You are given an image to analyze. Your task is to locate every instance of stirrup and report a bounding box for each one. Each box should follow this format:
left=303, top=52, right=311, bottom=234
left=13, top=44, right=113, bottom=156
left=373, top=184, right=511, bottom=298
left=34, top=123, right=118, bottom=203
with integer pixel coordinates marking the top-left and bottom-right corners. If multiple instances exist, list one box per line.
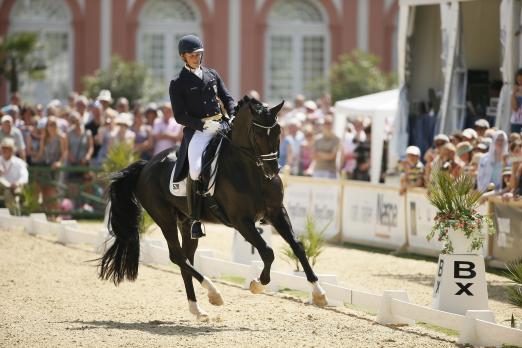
left=190, top=220, right=206, bottom=239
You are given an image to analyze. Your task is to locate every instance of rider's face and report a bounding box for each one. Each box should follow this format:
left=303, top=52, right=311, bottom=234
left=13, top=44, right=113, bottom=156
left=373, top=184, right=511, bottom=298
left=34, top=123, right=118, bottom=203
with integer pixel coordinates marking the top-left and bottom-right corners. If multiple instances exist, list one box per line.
left=183, top=52, right=202, bottom=69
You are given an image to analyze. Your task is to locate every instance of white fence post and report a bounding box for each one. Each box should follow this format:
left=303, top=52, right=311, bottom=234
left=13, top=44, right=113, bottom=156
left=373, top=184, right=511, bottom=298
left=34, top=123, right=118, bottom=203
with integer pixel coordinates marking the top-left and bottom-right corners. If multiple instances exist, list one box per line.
left=458, top=310, right=496, bottom=346
left=376, top=290, right=415, bottom=325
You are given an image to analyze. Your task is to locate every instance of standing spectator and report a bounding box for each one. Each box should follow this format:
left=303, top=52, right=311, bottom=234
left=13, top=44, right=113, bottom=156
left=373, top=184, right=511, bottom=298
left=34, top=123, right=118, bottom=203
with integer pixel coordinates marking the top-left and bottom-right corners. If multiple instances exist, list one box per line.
left=278, top=125, right=292, bottom=172
left=341, top=118, right=366, bottom=178
left=508, top=140, right=522, bottom=194
left=24, top=114, right=41, bottom=165
left=0, top=115, right=26, bottom=161
left=67, top=91, right=78, bottom=109
left=116, top=97, right=130, bottom=113
left=36, top=116, right=68, bottom=213
left=152, top=106, right=182, bottom=155
left=477, top=130, right=508, bottom=192
left=111, top=113, right=135, bottom=147
left=0, top=138, right=28, bottom=215
left=399, top=146, right=424, bottom=195
left=299, top=125, right=314, bottom=175
left=284, top=119, right=303, bottom=175
left=145, top=104, right=159, bottom=126
left=93, top=110, right=116, bottom=167
left=511, top=68, right=522, bottom=133
left=75, top=95, right=90, bottom=125
left=438, top=143, right=462, bottom=178
left=67, top=112, right=93, bottom=167
left=131, top=107, right=153, bottom=160
left=311, top=116, right=339, bottom=179
left=85, top=102, right=103, bottom=159
left=97, top=90, right=114, bottom=114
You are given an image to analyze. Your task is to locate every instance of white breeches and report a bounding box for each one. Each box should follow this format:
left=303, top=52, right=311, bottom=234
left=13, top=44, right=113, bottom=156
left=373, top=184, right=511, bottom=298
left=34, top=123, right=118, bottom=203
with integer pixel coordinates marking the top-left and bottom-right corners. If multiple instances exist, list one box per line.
left=188, top=130, right=214, bottom=180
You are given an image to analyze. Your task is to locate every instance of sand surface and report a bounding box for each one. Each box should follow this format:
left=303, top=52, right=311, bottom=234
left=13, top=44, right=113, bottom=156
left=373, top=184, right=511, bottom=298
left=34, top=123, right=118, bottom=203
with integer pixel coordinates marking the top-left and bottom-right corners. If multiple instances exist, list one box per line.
left=0, top=227, right=467, bottom=347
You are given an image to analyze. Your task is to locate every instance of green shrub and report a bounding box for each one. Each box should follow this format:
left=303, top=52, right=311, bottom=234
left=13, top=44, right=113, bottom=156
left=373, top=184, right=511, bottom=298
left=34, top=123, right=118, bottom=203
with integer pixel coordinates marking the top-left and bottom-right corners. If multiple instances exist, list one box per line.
left=329, top=50, right=396, bottom=103
left=505, top=258, right=522, bottom=309
left=83, top=55, right=163, bottom=104
left=282, top=215, right=327, bottom=272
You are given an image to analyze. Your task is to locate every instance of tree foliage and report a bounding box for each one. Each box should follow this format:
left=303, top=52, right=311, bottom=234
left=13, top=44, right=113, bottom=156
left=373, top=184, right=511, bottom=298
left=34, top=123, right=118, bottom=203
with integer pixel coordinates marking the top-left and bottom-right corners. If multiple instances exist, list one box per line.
left=329, top=50, right=396, bottom=103
left=0, top=32, right=46, bottom=93
left=83, top=55, right=163, bottom=105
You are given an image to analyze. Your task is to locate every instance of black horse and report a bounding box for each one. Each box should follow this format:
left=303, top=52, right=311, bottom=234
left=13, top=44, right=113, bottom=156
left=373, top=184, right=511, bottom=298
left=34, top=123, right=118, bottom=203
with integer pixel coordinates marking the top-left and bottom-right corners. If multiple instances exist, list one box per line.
left=99, top=96, right=327, bottom=319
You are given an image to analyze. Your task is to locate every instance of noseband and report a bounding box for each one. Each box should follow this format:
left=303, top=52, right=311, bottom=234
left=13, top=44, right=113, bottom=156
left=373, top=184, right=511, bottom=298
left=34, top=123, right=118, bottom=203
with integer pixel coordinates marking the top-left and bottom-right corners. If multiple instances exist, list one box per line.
left=249, top=118, right=279, bottom=180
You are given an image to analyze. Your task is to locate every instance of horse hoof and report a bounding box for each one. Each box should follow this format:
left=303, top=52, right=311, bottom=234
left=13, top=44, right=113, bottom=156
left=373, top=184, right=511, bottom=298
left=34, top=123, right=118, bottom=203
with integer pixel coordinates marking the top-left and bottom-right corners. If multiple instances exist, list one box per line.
left=312, top=291, right=328, bottom=307
left=188, top=300, right=209, bottom=320
left=249, top=279, right=265, bottom=294
left=197, top=313, right=210, bottom=322
left=208, top=291, right=224, bottom=306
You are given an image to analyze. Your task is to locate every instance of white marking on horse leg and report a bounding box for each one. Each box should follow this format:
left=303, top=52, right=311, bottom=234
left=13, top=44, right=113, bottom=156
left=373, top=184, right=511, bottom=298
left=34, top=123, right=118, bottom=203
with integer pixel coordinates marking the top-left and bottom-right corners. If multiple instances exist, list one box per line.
left=188, top=300, right=209, bottom=321
left=310, top=282, right=328, bottom=307
left=201, top=276, right=224, bottom=306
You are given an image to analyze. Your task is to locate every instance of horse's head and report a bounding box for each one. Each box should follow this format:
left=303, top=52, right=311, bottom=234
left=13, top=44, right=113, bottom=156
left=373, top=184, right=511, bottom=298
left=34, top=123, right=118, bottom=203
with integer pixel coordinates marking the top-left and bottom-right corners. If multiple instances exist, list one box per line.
left=231, top=96, right=284, bottom=180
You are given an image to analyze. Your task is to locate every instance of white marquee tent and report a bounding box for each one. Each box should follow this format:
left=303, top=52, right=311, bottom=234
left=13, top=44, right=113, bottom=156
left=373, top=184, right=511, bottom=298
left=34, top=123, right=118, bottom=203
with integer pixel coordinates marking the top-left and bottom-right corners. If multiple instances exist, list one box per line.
left=334, top=89, right=399, bottom=184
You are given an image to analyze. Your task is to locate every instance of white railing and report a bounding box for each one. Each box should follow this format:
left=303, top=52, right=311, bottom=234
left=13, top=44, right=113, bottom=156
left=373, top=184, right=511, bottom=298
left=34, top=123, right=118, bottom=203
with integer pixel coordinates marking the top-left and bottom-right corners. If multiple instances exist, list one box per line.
left=1, top=209, right=521, bottom=347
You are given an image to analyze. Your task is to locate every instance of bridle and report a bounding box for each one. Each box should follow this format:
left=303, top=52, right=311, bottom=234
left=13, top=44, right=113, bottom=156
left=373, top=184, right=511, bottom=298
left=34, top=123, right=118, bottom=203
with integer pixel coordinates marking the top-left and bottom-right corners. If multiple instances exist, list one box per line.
left=249, top=118, right=280, bottom=180
left=217, top=115, right=280, bottom=181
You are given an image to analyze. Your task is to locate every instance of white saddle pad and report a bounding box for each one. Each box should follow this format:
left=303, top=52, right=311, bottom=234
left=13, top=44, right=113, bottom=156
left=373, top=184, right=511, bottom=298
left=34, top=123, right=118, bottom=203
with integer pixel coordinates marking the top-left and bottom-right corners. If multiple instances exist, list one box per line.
left=168, top=139, right=223, bottom=197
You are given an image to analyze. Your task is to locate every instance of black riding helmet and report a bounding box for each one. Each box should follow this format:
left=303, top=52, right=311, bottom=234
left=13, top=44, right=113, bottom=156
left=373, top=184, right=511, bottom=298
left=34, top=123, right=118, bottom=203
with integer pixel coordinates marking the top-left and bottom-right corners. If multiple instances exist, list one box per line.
left=178, top=35, right=204, bottom=55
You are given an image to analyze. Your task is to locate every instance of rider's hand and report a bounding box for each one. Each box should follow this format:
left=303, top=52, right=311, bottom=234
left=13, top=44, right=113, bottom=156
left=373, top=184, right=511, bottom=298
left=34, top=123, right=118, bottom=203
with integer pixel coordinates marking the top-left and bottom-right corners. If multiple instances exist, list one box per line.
left=203, top=120, right=222, bottom=134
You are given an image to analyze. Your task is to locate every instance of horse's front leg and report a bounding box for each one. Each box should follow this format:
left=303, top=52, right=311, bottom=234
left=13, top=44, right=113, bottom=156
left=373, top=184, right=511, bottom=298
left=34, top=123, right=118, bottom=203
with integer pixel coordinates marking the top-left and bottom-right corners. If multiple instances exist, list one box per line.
left=233, top=218, right=274, bottom=293
left=268, top=207, right=328, bottom=306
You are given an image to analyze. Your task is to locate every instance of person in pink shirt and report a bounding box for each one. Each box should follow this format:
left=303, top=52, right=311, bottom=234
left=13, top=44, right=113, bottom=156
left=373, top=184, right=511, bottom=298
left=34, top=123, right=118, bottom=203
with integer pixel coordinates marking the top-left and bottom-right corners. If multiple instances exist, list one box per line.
left=152, top=105, right=182, bottom=155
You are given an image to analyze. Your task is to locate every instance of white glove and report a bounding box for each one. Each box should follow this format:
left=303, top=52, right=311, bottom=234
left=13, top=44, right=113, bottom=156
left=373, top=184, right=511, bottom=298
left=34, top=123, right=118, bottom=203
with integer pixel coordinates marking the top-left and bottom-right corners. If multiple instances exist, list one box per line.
left=203, top=120, right=221, bottom=134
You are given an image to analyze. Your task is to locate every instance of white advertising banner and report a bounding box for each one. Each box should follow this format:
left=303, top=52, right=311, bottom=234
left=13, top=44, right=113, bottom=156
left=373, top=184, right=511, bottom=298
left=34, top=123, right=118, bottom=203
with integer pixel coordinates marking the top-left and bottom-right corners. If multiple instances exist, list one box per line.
left=283, top=177, right=341, bottom=240
left=342, top=182, right=407, bottom=248
left=406, top=189, right=444, bottom=254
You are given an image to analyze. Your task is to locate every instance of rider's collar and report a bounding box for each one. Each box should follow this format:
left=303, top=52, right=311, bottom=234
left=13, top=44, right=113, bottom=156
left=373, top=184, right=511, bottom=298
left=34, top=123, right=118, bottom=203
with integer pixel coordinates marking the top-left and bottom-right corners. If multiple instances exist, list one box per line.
left=185, top=64, right=202, bottom=79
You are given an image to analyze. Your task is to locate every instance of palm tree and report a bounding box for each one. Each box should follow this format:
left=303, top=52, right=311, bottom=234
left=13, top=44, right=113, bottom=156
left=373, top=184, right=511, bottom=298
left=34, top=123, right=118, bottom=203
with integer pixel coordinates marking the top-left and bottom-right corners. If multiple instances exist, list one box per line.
left=0, top=32, right=46, bottom=93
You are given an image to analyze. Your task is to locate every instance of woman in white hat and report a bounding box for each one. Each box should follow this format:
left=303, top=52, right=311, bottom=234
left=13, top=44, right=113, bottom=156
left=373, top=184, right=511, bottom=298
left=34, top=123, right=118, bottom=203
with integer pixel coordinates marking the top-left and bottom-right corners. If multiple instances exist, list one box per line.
left=111, top=113, right=136, bottom=148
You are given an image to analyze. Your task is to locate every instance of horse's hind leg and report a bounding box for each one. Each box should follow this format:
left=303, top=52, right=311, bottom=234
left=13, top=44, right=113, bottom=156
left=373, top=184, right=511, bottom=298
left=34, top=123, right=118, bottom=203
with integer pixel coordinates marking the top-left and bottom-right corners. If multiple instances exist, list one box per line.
left=233, top=218, right=274, bottom=293
left=150, top=208, right=223, bottom=319
left=268, top=207, right=328, bottom=307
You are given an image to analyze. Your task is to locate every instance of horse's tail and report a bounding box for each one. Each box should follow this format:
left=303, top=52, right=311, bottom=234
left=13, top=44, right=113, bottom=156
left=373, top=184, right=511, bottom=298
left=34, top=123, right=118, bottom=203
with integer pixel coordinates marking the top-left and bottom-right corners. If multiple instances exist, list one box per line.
left=99, top=160, right=147, bottom=285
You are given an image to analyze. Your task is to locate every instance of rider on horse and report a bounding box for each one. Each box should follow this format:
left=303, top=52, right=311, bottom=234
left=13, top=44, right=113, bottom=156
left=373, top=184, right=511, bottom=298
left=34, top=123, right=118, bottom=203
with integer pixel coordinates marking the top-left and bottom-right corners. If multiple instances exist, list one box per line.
left=169, top=35, right=236, bottom=240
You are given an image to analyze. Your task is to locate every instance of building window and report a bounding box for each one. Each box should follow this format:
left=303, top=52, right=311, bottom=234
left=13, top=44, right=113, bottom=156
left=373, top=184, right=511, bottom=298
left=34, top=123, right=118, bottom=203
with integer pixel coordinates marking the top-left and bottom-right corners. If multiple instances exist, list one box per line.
left=138, top=0, right=201, bottom=89
left=9, top=0, right=73, bottom=103
left=265, top=0, right=329, bottom=102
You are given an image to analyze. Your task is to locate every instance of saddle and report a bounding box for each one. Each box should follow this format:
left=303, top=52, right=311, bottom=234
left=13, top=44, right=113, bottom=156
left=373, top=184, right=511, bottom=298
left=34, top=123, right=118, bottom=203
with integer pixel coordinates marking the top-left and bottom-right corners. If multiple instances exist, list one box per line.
left=167, top=134, right=232, bottom=226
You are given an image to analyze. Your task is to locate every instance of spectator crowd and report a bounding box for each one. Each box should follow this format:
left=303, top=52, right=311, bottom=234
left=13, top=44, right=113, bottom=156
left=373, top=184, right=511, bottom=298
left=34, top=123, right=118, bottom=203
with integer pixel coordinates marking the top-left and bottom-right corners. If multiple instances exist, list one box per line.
left=1, top=83, right=522, bottom=216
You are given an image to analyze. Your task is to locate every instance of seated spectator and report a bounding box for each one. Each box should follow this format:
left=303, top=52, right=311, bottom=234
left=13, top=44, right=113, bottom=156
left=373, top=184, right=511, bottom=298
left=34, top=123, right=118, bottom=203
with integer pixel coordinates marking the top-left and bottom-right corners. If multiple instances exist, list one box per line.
left=0, top=115, right=26, bottom=161
left=510, top=68, right=522, bottom=133
left=456, top=141, right=474, bottom=176
left=477, top=130, right=508, bottom=192
left=131, top=108, right=153, bottom=160
left=400, top=146, right=424, bottom=195
left=310, top=116, right=339, bottom=179
left=0, top=138, right=28, bottom=215
left=152, top=106, right=181, bottom=155
left=427, top=143, right=462, bottom=184
left=474, top=119, right=489, bottom=139
left=462, top=128, right=478, bottom=145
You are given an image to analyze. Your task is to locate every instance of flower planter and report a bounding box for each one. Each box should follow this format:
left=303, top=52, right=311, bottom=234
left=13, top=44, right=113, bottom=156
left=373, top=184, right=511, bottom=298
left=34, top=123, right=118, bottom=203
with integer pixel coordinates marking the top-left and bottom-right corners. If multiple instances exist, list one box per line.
left=446, top=227, right=475, bottom=254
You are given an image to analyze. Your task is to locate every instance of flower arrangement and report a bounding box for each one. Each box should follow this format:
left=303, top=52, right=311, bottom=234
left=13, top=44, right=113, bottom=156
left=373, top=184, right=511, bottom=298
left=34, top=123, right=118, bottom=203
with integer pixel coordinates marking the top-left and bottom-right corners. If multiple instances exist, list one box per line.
left=426, top=169, right=494, bottom=254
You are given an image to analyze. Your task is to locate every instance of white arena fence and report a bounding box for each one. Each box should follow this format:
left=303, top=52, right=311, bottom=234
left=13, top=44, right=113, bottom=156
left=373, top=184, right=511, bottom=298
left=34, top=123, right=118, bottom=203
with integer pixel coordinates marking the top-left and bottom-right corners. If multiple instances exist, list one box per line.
left=0, top=208, right=521, bottom=346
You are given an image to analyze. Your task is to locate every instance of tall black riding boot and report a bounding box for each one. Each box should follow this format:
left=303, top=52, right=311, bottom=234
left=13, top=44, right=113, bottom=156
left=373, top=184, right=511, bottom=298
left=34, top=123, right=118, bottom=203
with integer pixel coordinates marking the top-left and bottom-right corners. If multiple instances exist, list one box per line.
left=188, top=179, right=205, bottom=239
